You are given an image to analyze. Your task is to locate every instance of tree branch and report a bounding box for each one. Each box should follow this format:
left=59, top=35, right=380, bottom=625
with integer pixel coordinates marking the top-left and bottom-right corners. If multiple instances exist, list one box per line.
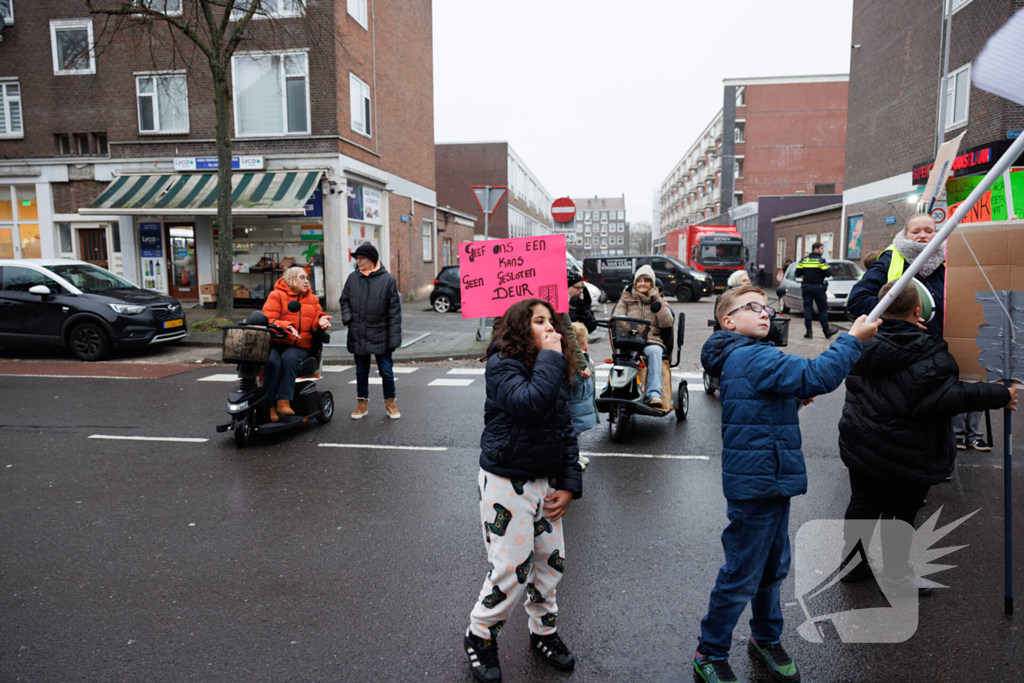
left=85, top=0, right=216, bottom=59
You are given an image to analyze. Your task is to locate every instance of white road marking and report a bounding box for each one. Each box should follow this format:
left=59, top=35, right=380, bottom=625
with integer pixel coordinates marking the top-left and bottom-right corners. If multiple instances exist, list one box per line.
left=446, top=368, right=486, bottom=375
left=198, top=374, right=238, bottom=382
left=319, top=443, right=448, bottom=452
left=580, top=451, right=710, bottom=461
left=388, top=366, right=419, bottom=374
left=322, top=365, right=353, bottom=373
left=428, top=378, right=475, bottom=387
left=1, top=374, right=146, bottom=380
left=89, top=435, right=209, bottom=443
left=349, top=378, right=397, bottom=385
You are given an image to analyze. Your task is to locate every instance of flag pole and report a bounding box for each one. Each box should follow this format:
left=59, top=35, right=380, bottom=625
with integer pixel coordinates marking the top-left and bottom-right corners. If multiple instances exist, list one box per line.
left=866, top=132, right=1024, bottom=323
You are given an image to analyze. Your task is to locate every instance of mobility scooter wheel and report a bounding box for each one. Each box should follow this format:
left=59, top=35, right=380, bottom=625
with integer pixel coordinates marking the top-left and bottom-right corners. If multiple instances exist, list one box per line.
left=608, top=405, right=630, bottom=442
left=317, top=391, right=335, bottom=424
left=233, top=412, right=254, bottom=448
left=676, top=383, right=689, bottom=421
left=703, top=371, right=716, bottom=395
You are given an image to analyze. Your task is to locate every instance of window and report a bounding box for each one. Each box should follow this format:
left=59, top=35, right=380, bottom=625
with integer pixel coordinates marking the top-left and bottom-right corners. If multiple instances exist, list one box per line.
left=422, top=219, right=432, bottom=262
left=945, top=63, right=971, bottom=130
left=136, top=73, right=189, bottom=133
left=617, top=210, right=624, bottom=220
left=347, top=0, right=367, bottom=28
left=1, top=0, right=12, bottom=26
left=0, top=82, right=23, bottom=139
left=821, top=233, right=834, bottom=260
left=94, top=132, right=108, bottom=155
left=73, top=133, right=90, bottom=155
left=951, top=0, right=972, bottom=12
left=349, top=72, right=371, bottom=137
left=232, top=0, right=303, bottom=19
left=734, top=123, right=745, bottom=143
left=601, top=211, right=608, bottom=221
left=1, top=266, right=46, bottom=292
left=795, top=236, right=804, bottom=261
left=55, top=134, right=71, bottom=156
left=233, top=52, right=309, bottom=136
left=735, top=86, right=745, bottom=107
left=776, top=238, right=786, bottom=268
left=584, top=211, right=591, bottom=222
left=136, top=0, right=182, bottom=14
left=50, top=20, right=95, bottom=75
left=734, top=158, right=744, bottom=179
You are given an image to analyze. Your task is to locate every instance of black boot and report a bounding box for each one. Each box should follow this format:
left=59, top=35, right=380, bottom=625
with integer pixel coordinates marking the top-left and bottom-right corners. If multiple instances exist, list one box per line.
left=804, top=329, right=813, bottom=339
left=464, top=631, right=501, bottom=683
left=824, top=326, right=839, bottom=339
left=531, top=632, right=576, bottom=671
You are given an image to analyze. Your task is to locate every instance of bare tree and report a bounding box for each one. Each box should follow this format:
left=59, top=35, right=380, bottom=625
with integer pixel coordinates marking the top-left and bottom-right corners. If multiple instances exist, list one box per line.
left=83, top=0, right=330, bottom=318
left=629, top=220, right=653, bottom=254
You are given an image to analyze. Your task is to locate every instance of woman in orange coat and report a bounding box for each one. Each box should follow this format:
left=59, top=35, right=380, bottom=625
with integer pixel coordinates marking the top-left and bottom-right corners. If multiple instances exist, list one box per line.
left=261, top=266, right=332, bottom=421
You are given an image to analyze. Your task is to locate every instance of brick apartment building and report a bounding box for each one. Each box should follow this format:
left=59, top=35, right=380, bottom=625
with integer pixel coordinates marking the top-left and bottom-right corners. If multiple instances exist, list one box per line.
left=0, top=0, right=440, bottom=307
left=435, top=142, right=554, bottom=241
left=840, top=0, right=1024, bottom=267
left=657, top=75, right=848, bottom=268
left=566, top=196, right=628, bottom=259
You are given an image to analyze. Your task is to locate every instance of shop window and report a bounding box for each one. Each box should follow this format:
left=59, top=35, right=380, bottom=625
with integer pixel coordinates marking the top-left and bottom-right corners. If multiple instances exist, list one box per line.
left=137, top=73, right=189, bottom=133
left=347, top=0, right=367, bottom=28
left=422, top=219, right=432, bottom=262
left=50, top=19, right=95, bottom=75
left=350, top=73, right=371, bottom=138
left=0, top=82, right=23, bottom=139
left=945, top=63, right=971, bottom=131
left=233, top=51, right=309, bottom=136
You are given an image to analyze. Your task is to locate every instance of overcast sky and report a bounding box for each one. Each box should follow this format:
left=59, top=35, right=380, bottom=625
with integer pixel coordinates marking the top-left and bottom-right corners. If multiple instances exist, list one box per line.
left=432, top=0, right=854, bottom=227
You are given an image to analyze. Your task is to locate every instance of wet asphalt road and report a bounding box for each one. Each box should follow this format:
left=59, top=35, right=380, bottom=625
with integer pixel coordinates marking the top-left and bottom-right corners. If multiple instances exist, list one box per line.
left=2, top=299, right=1023, bottom=683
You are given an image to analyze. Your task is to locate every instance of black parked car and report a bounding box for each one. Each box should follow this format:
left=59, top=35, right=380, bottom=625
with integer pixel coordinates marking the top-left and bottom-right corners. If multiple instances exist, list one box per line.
left=582, top=255, right=713, bottom=303
left=0, top=259, right=188, bottom=361
left=430, top=265, right=461, bottom=313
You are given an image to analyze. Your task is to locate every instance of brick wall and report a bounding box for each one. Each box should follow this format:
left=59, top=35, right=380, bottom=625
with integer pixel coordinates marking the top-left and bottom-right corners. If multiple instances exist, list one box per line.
left=773, top=208, right=844, bottom=270
left=435, top=143, right=509, bottom=238
left=742, top=81, right=848, bottom=201
left=437, top=211, right=476, bottom=267
left=52, top=180, right=109, bottom=215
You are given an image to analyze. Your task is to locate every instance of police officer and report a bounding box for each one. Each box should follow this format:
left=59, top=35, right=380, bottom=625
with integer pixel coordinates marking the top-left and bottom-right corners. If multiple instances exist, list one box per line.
left=796, top=242, right=838, bottom=339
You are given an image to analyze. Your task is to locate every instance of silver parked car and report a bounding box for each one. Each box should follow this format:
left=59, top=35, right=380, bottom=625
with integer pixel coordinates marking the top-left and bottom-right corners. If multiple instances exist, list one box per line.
left=779, top=259, right=864, bottom=315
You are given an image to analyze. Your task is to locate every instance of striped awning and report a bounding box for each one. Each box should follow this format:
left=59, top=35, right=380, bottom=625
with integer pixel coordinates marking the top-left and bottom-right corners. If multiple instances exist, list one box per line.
left=80, top=171, right=324, bottom=216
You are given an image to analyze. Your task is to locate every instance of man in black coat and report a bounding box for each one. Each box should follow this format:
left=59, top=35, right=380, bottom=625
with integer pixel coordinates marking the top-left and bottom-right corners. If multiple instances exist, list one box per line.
left=838, top=281, right=1016, bottom=592
left=340, top=244, right=403, bottom=420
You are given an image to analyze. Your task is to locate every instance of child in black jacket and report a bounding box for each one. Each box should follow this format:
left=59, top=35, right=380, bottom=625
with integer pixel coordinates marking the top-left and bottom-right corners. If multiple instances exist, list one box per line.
left=464, top=298, right=583, bottom=683
left=838, top=280, right=1017, bottom=594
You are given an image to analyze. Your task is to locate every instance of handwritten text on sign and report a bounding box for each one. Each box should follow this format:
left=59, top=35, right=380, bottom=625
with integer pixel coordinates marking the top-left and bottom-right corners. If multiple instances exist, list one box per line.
left=459, top=234, right=568, bottom=318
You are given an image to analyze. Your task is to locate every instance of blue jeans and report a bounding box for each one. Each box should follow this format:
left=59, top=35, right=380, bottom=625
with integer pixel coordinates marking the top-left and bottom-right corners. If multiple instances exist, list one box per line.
left=264, top=346, right=309, bottom=402
left=354, top=353, right=396, bottom=399
left=699, top=497, right=791, bottom=657
left=643, top=344, right=663, bottom=400
left=953, top=411, right=983, bottom=441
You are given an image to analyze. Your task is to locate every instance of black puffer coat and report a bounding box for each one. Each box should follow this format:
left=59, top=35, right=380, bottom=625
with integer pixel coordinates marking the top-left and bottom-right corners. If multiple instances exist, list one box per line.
left=339, top=266, right=402, bottom=356
left=839, top=319, right=1011, bottom=485
left=479, top=349, right=582, bottom=498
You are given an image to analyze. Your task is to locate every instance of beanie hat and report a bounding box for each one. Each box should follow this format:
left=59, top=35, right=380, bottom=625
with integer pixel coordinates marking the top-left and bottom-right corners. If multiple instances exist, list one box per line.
left=353, top=244, right=379, bottom=265
left=634, top=264, right=657, bottom=287
left=567, top=269, right=583, bottom=287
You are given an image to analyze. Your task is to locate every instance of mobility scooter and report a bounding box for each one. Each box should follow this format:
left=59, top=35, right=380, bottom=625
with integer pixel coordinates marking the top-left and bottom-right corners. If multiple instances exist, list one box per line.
left=594, top=309, right=688, bottom=443
left=216, top=301, right=335, bottom=447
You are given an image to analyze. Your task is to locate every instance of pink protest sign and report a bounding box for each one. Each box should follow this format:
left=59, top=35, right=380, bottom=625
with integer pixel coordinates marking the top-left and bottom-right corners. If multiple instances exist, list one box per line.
left=459, top=234, right=568, bottom=318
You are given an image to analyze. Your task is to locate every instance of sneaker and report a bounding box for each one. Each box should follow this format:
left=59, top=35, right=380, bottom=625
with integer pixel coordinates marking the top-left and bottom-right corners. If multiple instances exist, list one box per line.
left=824, top=327, right=839, bottom=339
left=530, top=632, right=575, bottom=672
left=384, top=398, right=401, bottom=420
left=693, top=649, right=738, bottom=683
left=969, top=438, right=992, bottom=452
left=351, top=398, right=368, bottom=420
left=579, top=455, right=590, bottom=470
left=748, top=637, right=800, bottom=683
left=956, top=437, right=967, bottom=450
left=464, top=631, right=501, bottom=683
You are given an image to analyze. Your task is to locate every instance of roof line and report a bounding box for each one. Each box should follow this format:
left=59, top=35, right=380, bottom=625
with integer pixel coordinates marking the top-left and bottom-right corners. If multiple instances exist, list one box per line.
left=724, top=74, right=849, bottom=86
left=771, top=203, right=844, bottom=222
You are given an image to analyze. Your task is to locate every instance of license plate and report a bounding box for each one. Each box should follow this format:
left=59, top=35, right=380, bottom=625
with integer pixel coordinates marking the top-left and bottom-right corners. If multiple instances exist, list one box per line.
left=163, top=319, right=183, bottom=329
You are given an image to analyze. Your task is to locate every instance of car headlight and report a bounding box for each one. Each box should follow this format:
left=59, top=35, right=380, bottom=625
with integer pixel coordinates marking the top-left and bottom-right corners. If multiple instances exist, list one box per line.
left=228, top=401, right=249, bottom=412
left=108, top=303, right=147, bottom=315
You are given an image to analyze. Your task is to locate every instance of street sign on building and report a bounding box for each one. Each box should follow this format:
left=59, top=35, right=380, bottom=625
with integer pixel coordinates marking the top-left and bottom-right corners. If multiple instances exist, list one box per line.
left=551, top=197, right=576, bottom=224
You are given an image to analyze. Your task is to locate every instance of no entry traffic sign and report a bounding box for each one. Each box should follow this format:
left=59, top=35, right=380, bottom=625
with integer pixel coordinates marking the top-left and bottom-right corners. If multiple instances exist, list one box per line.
left=551, top=197, right=576, bottom=224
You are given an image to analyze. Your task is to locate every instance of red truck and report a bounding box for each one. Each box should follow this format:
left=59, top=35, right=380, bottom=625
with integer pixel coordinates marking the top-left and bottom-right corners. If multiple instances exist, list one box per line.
left=665, top=225, right=746, bottom=292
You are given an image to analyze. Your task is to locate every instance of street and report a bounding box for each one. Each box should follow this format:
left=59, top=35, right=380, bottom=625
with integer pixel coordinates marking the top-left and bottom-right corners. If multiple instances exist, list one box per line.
left=2, top=299, right=1023, bottom=683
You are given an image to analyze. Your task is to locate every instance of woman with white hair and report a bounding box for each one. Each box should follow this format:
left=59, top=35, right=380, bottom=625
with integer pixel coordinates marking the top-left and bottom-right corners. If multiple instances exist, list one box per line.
left=726, top=270, right=751, bottom=289
left=261, top=266, right=331, bottom=422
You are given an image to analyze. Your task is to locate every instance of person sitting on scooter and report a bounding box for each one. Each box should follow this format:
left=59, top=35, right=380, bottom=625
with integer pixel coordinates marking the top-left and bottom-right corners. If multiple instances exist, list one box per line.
left=612, top=265, right=674, bottom=409
left=262, top=266, right=332, bottom=422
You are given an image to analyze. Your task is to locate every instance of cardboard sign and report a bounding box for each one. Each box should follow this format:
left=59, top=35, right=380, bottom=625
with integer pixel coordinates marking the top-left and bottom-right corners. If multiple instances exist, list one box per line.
left=459, top=234, right=568, bottom=318
left=946, top=171, right=1024, bottom=223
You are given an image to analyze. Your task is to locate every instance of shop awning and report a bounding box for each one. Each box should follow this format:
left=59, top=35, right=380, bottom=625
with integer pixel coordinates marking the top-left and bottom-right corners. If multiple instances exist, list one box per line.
left=80, top=171, right=324, bottom=216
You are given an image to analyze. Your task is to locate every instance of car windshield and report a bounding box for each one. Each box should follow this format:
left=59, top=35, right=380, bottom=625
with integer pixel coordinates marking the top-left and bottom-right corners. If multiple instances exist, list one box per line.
left=48, top=264, right=136, bottom=293
left=699, top=242, right=743, bottom=264
left=829, top=262, right=863, bottom=280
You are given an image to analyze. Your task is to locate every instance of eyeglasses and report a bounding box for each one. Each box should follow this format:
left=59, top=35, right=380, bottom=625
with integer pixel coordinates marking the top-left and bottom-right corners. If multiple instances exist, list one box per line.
left=725, top=301, right=776, bottom=318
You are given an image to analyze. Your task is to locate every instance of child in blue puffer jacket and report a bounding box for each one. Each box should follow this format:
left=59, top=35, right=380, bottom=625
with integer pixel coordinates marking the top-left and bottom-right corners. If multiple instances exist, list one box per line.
left=693, top=285, right=880, bottom=683
left=568, top=322, right=598, bottom=468
left=463, top=298, right=583, bottom=683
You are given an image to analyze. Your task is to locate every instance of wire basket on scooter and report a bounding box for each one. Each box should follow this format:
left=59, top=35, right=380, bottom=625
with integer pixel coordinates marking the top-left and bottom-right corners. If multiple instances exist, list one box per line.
left=222, top=326, right=273, bottom=364
left=608, top=317, right=651, bottom=353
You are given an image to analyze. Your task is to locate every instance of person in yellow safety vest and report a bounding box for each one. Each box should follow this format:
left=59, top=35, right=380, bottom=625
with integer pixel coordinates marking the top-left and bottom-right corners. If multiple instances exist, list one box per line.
left=795, top=242, right=839, bottom=339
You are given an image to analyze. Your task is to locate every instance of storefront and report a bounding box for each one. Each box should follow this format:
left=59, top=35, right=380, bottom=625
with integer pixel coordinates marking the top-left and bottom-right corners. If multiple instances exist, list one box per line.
left=0, top=184, right=42, bottom=259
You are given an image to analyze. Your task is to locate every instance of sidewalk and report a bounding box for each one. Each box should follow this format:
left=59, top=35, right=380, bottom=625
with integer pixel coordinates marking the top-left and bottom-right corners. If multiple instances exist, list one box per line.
left=180, top=303, right=488, bottom=364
